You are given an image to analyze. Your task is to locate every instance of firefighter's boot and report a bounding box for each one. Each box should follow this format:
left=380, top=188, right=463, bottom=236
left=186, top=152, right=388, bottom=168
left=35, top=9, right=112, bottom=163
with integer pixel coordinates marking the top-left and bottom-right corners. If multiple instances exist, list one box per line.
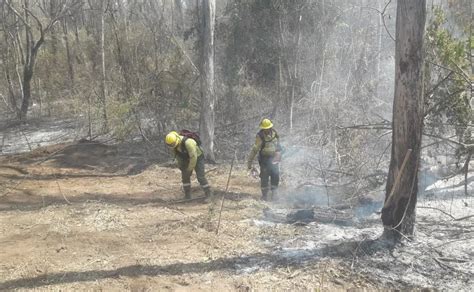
left=203, top=185, right=212, bottom=198
left=261, top=187, right=270, bottom=201
left=184, top=185, right=192, bottom=200
left=271, top=186, right=278, bottom=201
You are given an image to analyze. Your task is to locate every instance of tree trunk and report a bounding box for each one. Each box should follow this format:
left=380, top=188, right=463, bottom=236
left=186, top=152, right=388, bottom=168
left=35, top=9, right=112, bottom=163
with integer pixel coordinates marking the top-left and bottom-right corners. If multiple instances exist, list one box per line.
left=174, top=0, right=184, bottom=35
left=290, top=14, right=302, bottom=134
left=462, top=150, right=471, bottom=197
left=4, top=0, right=78, bottom=120
left=5, top=68, right=18, bottom=113
left=199, top=0, right=216, bottom=162
left=49, top=0, right=58, bottom=64
left=1, top=8, right=19, bottom=114
left=99, top=1, right=108, bottom=130
left=18, top=0, right=31, bottom=120
left=375, top=0, right=383, bottom=98
left=110, top=10, right=132, bottom=100
left=19, top=31, right=44, bottom=120
left=19, top=68, right=33, bottom=119
left=62, top=19, right=75, bottom=89
left=381, top=0, right=426, bottom=241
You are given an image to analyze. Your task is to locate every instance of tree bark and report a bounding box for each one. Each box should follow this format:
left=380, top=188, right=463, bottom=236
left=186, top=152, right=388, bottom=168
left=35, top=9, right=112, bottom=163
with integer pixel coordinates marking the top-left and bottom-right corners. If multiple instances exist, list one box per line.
left=199, top=0, right=216, bottom=162
left=290, top=14, right=302, bottom=134
left=381, top=0, right=426, bottom=241
left=99, top=1, right=108, bottom=130
left=1, top=4, right=19, bottom=114
left=462, top=150, right=471, bottom=197
left=62, top=19, right=75, bottom=89
left=173, top=0, right=184, bottom=35
left=49, top=0, right=58, bottom=64
left=19, top=25, right=44, bottom=120
left=110, top=11, right=131, bottom=100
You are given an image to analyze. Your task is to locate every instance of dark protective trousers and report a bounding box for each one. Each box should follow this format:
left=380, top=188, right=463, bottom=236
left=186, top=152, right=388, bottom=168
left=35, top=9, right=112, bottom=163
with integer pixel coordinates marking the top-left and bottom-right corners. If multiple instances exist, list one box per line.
left=258, top=155, right=280, bottom=199
left=179, top=155, right=210, bottom=197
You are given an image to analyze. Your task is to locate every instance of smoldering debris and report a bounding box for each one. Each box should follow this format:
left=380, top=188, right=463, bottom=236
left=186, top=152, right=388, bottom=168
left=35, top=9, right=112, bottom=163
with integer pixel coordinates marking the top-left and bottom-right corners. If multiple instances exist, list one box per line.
left=255, top=191, right=473, bottom=291
left=263, top=207, right=353, bottom=226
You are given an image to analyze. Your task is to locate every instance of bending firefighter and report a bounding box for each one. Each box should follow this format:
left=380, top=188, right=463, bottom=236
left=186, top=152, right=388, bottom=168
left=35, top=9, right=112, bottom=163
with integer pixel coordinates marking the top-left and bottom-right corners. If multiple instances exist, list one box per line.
left=247, top=119, right=282, bottom=201
left=165, top=131, right=211, bottom=199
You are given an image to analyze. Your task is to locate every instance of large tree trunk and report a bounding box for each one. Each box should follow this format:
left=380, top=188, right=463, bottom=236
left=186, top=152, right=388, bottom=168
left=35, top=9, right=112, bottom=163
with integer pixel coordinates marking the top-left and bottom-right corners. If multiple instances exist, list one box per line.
left=199, top=0, right=216, bottom=162
left=381, top=0, right=426, bottom=241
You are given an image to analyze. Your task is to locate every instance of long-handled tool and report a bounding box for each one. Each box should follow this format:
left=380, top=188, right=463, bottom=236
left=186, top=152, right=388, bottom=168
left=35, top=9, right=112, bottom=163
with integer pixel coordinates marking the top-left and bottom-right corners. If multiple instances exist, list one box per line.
left=216, top=150, right=236, bottom=235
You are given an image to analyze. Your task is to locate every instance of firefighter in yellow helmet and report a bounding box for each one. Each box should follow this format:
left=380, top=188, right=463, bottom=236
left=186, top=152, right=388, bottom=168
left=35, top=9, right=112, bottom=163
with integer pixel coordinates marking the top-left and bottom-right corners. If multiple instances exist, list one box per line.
left=247, top=118, right=282, bottom=201
left=165, top=131, right=211, bottom=199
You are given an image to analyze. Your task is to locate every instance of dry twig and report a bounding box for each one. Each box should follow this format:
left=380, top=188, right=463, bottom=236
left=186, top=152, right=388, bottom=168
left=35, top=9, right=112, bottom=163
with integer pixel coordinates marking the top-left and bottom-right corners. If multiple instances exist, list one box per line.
left=418, top=206, right=474, bottom=221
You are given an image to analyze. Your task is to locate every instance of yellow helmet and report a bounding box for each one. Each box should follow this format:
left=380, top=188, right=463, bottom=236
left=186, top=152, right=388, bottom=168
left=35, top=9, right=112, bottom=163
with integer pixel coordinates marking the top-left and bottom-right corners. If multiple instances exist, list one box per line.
left=259, top=118, right=273, bottom=130
left=165, top=131, right=180, bottom=148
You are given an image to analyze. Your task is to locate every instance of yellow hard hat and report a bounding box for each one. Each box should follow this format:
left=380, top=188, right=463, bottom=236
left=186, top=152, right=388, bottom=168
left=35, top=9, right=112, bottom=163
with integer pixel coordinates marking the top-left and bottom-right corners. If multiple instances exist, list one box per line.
left=259, top=118, right=273, bottom=130
left=165, top=131, right=180, bottom=147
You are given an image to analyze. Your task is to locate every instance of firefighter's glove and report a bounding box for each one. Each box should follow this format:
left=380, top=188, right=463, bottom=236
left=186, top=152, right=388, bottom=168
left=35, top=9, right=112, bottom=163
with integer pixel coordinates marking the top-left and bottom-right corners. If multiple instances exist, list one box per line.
left=250, top=167, right=259, bottom=179
left=272, top=151, right=282, bottom=164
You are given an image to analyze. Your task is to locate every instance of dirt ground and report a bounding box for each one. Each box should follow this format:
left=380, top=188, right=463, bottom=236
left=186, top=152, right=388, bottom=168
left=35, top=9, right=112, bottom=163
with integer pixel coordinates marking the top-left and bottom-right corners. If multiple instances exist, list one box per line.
left=0, top=141, right=472, bottom=291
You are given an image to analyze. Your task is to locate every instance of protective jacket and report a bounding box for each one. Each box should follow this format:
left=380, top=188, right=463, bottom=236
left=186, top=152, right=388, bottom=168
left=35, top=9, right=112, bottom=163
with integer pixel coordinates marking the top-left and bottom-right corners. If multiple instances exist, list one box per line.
left=173, top=136, right=203, bottom=172
left=247, top=129, right=281, bottom=169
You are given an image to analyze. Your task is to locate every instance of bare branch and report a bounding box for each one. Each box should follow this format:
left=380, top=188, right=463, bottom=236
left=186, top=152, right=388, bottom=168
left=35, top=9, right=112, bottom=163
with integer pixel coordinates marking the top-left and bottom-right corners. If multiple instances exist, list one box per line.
left=426, top=60, right=471, bottom=84
left=424, top=71, right=454, bottom=98
left=336, top=123, right=391, bottom=131
left=418, top=206, right=456, bottom=219
left=424, top=88, right=466, bottom=118
left=418, top=206, right=474, bottom=221
left=423, top=132, right=474, bottom=148
left=4, top=0, right=32, bottom=32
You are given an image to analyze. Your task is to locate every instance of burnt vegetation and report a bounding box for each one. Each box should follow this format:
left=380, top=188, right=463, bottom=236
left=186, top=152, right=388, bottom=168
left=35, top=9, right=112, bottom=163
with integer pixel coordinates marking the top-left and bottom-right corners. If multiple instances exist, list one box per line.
left=0, top=0, right=472, bottom=290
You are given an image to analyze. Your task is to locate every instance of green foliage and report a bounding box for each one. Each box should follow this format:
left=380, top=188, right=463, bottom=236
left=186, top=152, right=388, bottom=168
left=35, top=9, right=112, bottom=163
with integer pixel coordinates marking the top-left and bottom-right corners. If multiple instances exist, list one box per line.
left=424, top=7, right=472, bottom=144
left=221, top=0, right=280, bottom=86
left=108, top=95, right=140, bottom=141
left=427, top=8, right=466, bottom=65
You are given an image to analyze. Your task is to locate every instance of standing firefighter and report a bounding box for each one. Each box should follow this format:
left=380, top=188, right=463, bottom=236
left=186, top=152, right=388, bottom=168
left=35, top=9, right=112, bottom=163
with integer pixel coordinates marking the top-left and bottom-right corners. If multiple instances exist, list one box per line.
left=165, top=131, right=211, bottom=199
left=247, top=119, right=282, bottom=201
